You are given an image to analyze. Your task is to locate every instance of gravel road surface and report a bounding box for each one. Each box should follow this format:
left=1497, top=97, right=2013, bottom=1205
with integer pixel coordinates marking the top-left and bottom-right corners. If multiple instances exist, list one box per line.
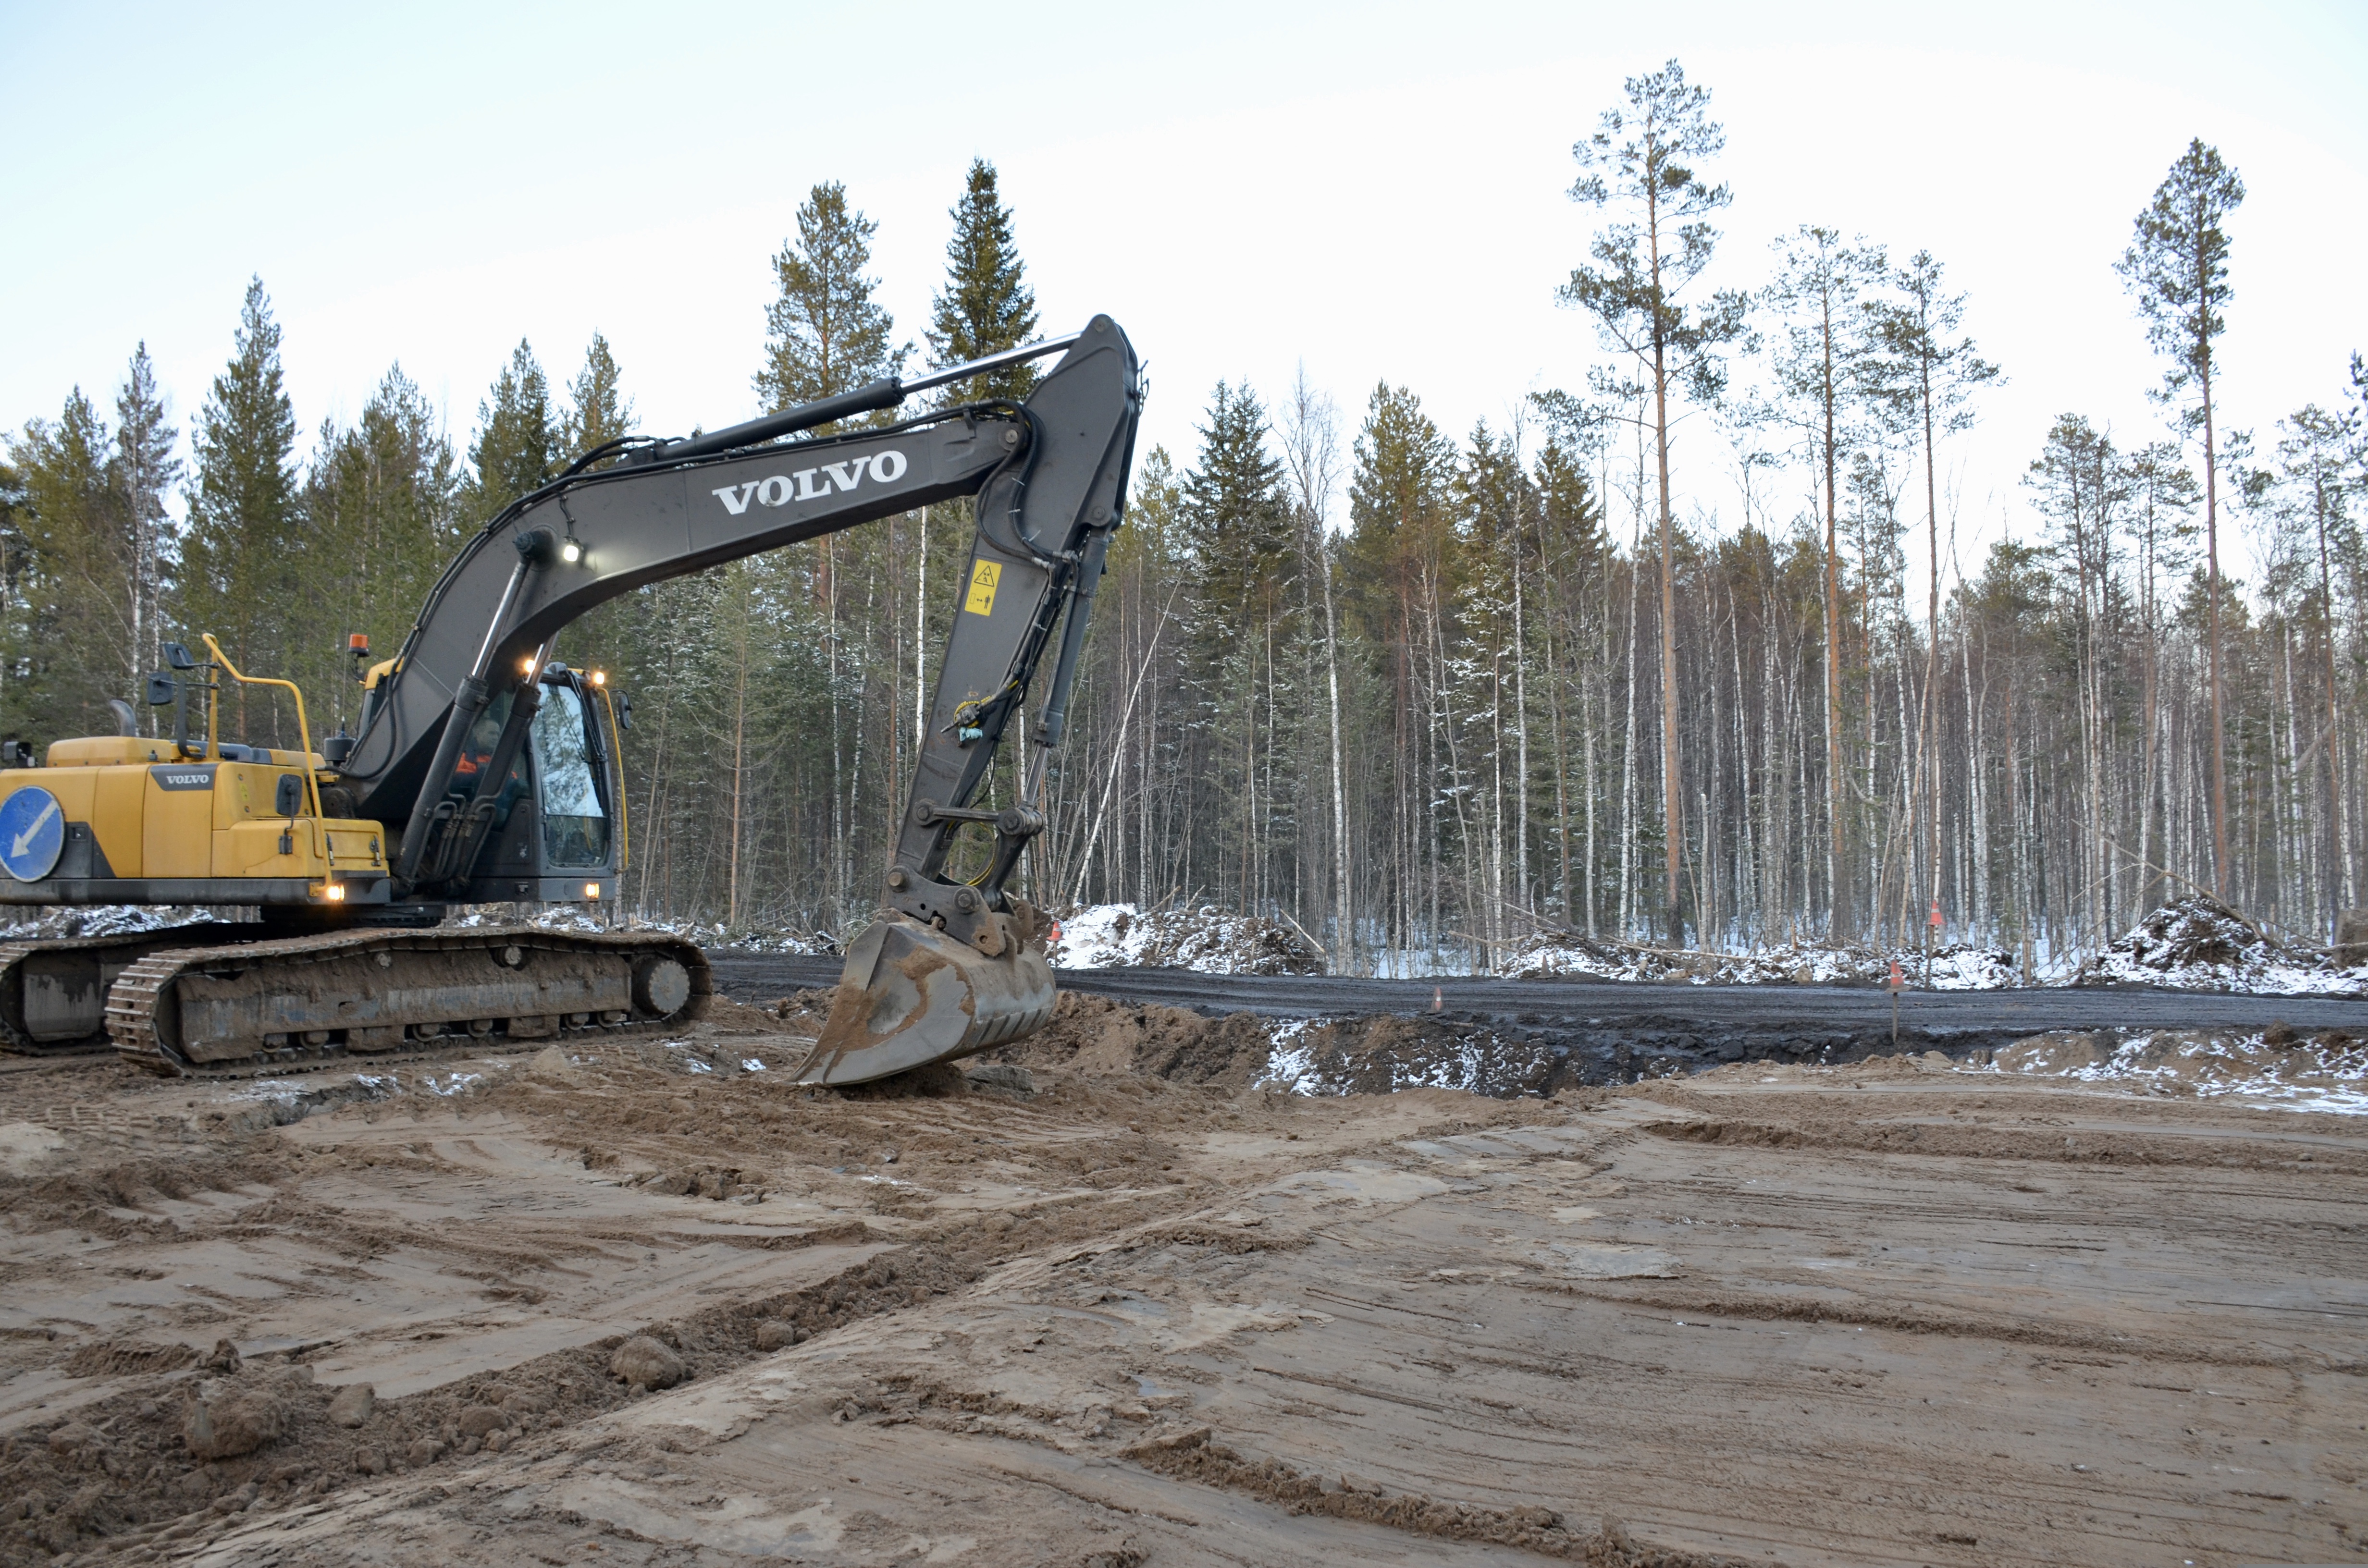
left=706, top=951, right=2368, bottom=1052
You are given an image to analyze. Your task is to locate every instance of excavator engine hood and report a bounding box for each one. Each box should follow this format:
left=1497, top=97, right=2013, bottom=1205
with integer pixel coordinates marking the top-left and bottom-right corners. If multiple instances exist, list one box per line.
left=795, top=914, right=1054, bottom=1085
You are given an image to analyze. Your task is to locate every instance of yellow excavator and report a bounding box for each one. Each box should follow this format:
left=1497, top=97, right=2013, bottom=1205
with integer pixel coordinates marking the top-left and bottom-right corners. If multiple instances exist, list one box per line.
left=0, top=319, right=1141, bottom=1084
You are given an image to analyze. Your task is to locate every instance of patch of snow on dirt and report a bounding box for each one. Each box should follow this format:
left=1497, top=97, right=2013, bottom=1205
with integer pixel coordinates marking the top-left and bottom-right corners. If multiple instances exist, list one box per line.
left=2074, top=896, right=2365, bottom=995
left=451, top=905, right=839, bottom=953
left=1985, top=1023, right=2368, bottom=1114
left=0, top=904, right=243, bottom=940
left=1252, top=1015, right=1569, bottom=1098
left=1052, top=904, right=1321, bottom=976
left=1499, top=930, right=2019, bottom=990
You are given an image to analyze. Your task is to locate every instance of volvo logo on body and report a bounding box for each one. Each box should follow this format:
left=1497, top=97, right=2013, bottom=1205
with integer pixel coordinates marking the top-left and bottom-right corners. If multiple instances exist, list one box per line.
left=711, top=450, right=908, bottom=515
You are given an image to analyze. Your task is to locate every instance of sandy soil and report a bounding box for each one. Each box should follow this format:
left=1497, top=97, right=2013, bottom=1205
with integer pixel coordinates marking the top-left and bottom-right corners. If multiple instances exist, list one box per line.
left=1, top=994, right=2363, bottom=1567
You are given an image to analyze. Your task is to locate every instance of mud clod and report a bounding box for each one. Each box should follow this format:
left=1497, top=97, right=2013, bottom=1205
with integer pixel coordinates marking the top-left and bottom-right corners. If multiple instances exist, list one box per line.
left=182, top=1392, right=284, bottom=1461
left=608, top=1336, right=684, bottom=1391
left=325, top=1383, right=373, bottom=1428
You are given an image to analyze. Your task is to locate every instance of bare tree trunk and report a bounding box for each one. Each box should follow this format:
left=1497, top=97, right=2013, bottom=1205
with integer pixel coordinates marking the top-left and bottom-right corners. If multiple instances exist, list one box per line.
left=2203, top=359, right=2228, bottom=899
left=1645, top=179, right=1684, bottom=945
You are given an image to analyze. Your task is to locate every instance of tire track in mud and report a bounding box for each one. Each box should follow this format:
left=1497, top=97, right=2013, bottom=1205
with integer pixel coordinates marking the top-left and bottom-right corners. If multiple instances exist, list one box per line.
left=0, top=1159, right=1214, bottom=1565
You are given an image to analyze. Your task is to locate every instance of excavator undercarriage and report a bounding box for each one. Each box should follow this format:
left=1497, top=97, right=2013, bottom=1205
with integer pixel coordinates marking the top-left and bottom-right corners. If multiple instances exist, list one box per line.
left=0, top=319, right=1141, bottom=1082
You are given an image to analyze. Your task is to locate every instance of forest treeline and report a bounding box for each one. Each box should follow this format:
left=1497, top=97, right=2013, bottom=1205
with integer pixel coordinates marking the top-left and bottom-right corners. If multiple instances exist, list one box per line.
left=7, top=70, right=2366, bottom=974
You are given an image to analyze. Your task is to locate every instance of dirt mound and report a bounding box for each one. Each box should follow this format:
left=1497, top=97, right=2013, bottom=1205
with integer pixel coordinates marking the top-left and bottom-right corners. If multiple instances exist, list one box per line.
left=980, top=992, right=1946, bottom=1100
left=981, top=990, right=1281, bottom=1089
left=2074, top=896, right=2362, bottom=994
left=1981, top=1023, right=2368, bottom=1111
left=1265, top=1014, right=1576, bottom=1097
left=1051, top=903, right=1322, bottom=975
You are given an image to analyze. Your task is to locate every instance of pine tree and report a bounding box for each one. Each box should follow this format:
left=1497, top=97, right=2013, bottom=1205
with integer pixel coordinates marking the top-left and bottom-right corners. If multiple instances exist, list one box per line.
left=1344, top=383, right=1456, bottom=961
left=1866, top=249, right=2000, bottom=950
left=927, top=159, right=1039, bottom=402
left=2117, top=138, right=2244, bottom=898
left=113, top=343, right=180, bottom=685
left=465, top=340, right=557, bottom=521
left=563, top=333, right=637, bottom=465
left=1559, top=59, right=1752, bottom=942
left=182, top=276, right=300, bottom=737
left=1758, top=226, right=1886, bottom=938
left=755, top=184, right=905, bottom=417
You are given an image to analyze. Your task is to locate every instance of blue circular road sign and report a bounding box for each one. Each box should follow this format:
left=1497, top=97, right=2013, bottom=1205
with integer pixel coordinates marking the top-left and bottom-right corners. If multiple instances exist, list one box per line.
left=0, top=786, right=65, bottom=882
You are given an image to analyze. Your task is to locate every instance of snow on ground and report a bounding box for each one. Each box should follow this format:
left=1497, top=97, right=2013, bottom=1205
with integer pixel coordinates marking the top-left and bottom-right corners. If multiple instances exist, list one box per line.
left=0, top=905, right=241, bottom=940
left=1504, top=897, right=2365, bottom=995
left=1982, top=1023, right=2368, bottom=1115
left=2073, top=896, right=2366, bottom=995
left=452, top=905, right=839, bottom=953
left=1050, top=903, right=1320, bottom=976
left=1498, top=929, right=2021, bottom=989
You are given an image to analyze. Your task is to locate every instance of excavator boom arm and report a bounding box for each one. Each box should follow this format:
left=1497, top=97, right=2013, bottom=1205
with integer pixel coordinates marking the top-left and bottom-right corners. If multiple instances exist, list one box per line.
left=344, top=318, right=1139, bottom=886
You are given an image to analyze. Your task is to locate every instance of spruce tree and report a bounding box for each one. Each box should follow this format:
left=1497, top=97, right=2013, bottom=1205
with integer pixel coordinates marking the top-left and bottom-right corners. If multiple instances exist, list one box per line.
left=465, top=340, right=557, bottom=520
left=927, top=159, right=1039, bottom=402
left=6, top=390, right=124, bottom=738
left=1184, top=382, right=1292, bottom=622
left=183, top=276, right=300, bottom=736
left=564, top=333, right=637, bottom=465
left=2116, top=138, right=2243, bottom=898
left=302, top=365, right=461, bottom=712
left=114, top=343, right=180, bottom=685
left=756, top=184, right=905, bottom=417
left=1181, top=383, right=1292, bottom=905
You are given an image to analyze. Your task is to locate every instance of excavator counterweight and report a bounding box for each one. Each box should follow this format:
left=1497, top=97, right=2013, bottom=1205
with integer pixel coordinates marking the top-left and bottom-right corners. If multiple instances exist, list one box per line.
left=0, top=319, right=1143, bottom=1082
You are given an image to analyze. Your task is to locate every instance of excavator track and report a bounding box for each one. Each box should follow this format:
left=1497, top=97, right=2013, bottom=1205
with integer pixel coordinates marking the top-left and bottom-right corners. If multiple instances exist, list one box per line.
left=107, top=925, right=712, bottom=1078
left=0, top=923, right=262, bottom=1058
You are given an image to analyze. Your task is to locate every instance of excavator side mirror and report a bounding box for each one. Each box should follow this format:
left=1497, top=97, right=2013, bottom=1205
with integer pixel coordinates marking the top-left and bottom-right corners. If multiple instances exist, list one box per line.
left=163, top=642, right=196, bottom=671
left=145, top=673, right=176, bottom=706
left=617, top=693, right=633, bottom=732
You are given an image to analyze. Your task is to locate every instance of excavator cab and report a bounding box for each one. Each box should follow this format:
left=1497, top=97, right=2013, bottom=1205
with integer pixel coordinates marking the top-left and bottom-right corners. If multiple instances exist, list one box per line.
left=447, top=664, right=618, bottom=906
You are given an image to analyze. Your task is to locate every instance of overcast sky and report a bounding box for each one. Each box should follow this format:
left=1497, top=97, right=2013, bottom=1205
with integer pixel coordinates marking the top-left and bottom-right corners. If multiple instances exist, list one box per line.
left=5, top=0, right=2363, bottom=603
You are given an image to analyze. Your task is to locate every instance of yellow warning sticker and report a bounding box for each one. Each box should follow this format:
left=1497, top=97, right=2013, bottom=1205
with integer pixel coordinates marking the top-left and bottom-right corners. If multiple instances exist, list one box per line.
left=964, top=560, right=1001, bottom=616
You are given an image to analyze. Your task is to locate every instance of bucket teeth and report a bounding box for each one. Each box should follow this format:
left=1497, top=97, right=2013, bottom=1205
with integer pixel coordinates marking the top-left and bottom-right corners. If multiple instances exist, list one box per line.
left=796, top=915, right=1055, bottom=1086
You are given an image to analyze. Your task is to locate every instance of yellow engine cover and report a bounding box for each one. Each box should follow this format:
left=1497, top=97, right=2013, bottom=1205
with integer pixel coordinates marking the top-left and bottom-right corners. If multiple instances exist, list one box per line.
left=0, top=738, right=381, bottom=885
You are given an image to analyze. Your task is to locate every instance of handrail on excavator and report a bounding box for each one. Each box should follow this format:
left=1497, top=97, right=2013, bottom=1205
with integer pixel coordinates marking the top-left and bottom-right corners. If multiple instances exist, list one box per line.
left=198, top=635, right=331, bottom=874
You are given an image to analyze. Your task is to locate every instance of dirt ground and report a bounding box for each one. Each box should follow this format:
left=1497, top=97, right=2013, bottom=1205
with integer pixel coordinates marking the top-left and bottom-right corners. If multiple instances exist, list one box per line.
left=2, top=992, right=2364, bottom=1567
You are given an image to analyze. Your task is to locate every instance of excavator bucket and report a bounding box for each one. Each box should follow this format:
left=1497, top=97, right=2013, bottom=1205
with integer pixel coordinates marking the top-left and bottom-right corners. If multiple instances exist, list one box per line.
left=794, top=915, right=1056, bottom=1086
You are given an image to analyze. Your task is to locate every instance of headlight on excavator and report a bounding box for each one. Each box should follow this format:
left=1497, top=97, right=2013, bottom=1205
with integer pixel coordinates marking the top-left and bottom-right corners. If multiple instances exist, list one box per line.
left=585, top=882, right=601, bottom=900
left=313, top=882, right=346, bottom=902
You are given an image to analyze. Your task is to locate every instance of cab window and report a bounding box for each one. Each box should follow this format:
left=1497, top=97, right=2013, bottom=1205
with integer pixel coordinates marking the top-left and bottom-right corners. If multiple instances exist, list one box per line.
left=531, top=686, right=609, bottom=869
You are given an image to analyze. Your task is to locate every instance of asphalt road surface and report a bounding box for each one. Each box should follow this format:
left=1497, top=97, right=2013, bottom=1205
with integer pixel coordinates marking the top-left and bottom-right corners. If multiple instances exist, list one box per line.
left=705, top=951, right=2368, bottom=1046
